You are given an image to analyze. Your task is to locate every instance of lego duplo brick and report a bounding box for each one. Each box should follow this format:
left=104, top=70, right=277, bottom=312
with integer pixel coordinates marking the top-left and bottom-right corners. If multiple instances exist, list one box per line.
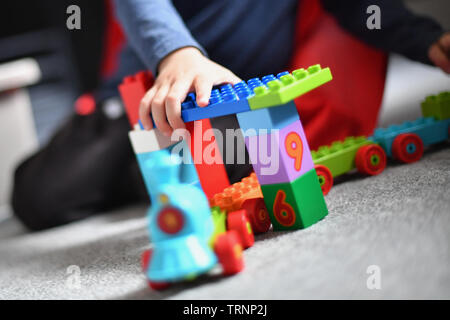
left=370, top=117, right=450, bottom=157
left=247, top=64, right=332, bottom=110
left=180, top=64, right=332, bottom=122
left=119, top=71, right=153, bottom=126
left=129, top=128, right=176, bottom=154
left=311, top=136, right=372, bottom=178
left=181, top=83, right=252, bottom=122
left=421, top=92, right=450, bottom=121
left=209, top=206, right=228, bottom=247
left=210, top=172, right=263, bottom=212
left=244, top=119, right=314, bottom=185
left=236, top=101, right=300, bottom=136
left=120, top=65, right=332, bottom=125
left=185, top=119, right=230, bottom=199
left=261, top=168, right=328, bottom=231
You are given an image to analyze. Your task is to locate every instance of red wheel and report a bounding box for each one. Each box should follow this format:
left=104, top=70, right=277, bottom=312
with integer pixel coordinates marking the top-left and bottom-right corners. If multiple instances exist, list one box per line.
left=314, top=165, right=333, bottom=195
left=141, top=249, right=170, bottom=290
left=227, top=210, right=255, bottom=248
left=355, top=144, right=387, bottom=175
left=148, top=280, right=170, bottom=290
left=214, top=231, right=244, bottom=275
left=241, top=198, right=271, bottom=234
left=392, top=133, right=424, bottom=163
left=141, top=249, right=151, bottom=272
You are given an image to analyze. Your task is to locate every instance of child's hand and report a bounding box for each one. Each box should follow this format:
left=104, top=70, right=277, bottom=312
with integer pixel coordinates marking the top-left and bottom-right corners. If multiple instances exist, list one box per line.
left=139, top=47, right=241, bottom=136
left=429, top=32, right=450, bottom=74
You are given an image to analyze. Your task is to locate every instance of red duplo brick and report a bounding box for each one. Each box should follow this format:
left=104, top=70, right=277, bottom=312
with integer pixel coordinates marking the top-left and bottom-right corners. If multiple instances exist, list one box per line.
left=186, top=119, right=230, bottom=199
left=118, top=71, right=153, bottom=126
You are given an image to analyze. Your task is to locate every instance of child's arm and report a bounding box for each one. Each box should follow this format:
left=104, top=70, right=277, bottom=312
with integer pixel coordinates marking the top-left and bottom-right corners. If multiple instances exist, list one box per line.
left=114, top=0, right=240, bottom=136
left=321, top=0, right=450, bottom=73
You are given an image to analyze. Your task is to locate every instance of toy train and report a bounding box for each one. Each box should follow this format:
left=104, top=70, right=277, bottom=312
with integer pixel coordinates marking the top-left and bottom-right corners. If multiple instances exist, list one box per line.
left=313, top=91, right=450, bottom=195
left=138, top=149, right=262, bottom=289
left=120, top=65, right=332, bottom=290
left=119, top=64, right=448, bottom=290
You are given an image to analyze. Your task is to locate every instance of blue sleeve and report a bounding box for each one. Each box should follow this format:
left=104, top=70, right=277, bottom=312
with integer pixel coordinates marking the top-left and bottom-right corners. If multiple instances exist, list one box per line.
left=321, top=0, right=444, bottom=65
left=114, top=0, right=207, bottom=75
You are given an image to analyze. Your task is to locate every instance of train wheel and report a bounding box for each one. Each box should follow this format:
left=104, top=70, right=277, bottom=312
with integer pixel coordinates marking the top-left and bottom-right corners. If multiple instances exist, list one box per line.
left=141, top=249, right=151, bottom=272
left=141, top=249, right=170, bottom=290
left=227, top=210, right=255, bottom=248
left=214, top=231, right=244, bottom=275
left=355, top=144, right=387, bottom=175
left=148, top=280, right=171, bottom=291
left=241, top=198, right=271, bottom=234
left=392, top=133, right=424, bottom=163
left=314, top=165, right=333, bottom=195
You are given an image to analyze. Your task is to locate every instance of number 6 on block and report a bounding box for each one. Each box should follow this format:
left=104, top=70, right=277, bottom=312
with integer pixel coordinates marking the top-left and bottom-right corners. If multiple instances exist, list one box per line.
left=273, top=190, right=296, bottom=227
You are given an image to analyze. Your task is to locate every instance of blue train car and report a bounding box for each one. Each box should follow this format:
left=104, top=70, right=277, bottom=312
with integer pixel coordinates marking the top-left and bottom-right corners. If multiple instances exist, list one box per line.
left=136, top=149, right=246, bottom=290
left=370, top=117, right=450, bottom=163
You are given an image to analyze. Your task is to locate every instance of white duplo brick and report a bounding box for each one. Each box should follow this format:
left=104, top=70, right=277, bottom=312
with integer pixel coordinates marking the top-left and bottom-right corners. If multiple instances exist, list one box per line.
left=128, top=129, right=176, bottom=154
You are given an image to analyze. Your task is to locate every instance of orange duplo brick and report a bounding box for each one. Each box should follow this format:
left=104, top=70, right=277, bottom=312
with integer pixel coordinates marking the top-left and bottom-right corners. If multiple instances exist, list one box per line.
left=210, top=172, right=263, bottom=212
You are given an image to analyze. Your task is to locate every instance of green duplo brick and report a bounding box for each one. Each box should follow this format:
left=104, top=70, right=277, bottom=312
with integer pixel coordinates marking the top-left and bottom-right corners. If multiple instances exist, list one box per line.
left=209, top=206, right=227, bottom=247
left=421, top=92, right=450, bottom=121
left=248, top=65, right=333, bottom=110
left=261, top=169, right=328, bottom=231
left=311, top=136, right=372, bottom=178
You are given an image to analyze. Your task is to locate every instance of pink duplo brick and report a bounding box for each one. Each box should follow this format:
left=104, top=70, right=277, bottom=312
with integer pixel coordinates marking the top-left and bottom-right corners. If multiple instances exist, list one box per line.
left=244, top=119, right=314, bottom=185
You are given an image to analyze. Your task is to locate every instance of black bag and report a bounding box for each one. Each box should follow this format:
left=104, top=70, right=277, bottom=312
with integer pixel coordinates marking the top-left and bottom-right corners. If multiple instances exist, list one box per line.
left=11, top=100, right=148, bottom=231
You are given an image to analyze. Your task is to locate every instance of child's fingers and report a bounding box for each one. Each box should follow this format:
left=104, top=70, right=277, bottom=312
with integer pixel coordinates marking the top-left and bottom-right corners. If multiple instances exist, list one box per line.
left=151, top=85, right=172, bottom=136
left=194, top=75, right=212, bottom=107
left=429, top=44, right=450, bottom=74
left=166, top=80, right=190, bottom=131
left=139, top=86, right=157, bottom=130
left=439, top=32, right=450, bottom=51
left=220, top=71, right=242, bottom=85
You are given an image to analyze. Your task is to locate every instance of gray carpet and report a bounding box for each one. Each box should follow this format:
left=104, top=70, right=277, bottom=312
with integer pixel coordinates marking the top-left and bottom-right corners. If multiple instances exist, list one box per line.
left=0, top=145, right=449, bottom=300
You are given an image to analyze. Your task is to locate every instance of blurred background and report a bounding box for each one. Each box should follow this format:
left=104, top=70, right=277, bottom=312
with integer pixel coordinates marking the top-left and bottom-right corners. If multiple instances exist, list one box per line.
left=0, top=0, right=120, bottom=217
left=0, top=0, right=449, bottom=219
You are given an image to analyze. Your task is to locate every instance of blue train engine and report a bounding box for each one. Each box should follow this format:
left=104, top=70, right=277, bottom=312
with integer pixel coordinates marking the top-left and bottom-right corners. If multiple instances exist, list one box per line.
left=139, top=149, right=245, bottom=290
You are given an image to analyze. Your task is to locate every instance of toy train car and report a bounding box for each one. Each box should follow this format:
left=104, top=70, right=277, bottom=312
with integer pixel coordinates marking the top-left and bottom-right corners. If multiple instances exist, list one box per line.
left=210, top=172, right=272, bottom=235
left=312, top=137, right=387, bottom=195
left=313, top=92, right=450, bottom=195
left=370, top=92, right=450, bottom=163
